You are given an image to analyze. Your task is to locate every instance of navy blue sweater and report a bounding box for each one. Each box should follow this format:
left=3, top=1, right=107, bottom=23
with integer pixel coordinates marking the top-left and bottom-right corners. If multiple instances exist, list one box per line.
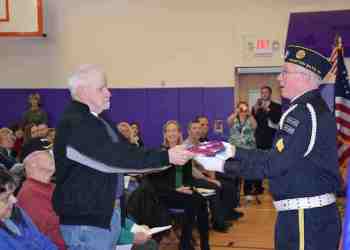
left=52, top=101, right=169, bottom=229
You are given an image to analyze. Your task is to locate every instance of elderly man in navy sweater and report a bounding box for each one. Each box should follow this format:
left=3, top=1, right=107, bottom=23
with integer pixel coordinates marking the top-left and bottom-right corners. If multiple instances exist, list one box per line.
left=52, top=64, right=193, bottom=250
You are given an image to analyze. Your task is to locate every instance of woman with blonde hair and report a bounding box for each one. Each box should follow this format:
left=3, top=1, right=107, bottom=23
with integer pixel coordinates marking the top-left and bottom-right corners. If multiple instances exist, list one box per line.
left=147, top=120, right=210, bottom=250
left=162, top=120, right=183, bottom=146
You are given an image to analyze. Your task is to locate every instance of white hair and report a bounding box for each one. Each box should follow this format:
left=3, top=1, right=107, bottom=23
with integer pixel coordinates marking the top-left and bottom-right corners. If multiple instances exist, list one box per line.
left=67, top=64, right=105, bottom=99
left=294, top=64, right=322, bottom=85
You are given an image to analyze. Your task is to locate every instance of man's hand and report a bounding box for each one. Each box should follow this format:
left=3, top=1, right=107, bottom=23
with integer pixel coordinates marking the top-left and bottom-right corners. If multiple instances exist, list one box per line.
left=226, top=143, right=236, bottom=159
left=261, top=100, right=271, bottom=112
left=139, top=225, right=150, bottom=231
left=207, top=178, right=221, bottom=187
left=176, top=186, right=193, bottom=194
left=133, top=232, right=151, bottom=245
left=168, top=145, right=195, bottom=165
left=253, top=99, right=262, bottom=112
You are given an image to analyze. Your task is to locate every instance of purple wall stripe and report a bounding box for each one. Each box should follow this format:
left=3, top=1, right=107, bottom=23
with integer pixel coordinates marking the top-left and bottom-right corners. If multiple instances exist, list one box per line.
left=0, top=88, right=234, bottom=147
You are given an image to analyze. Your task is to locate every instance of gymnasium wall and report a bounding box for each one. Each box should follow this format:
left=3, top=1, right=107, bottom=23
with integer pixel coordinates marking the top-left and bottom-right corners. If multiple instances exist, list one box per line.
left=1, top=1, right=349, bottom=146
left=0, top=87, right=234, bottom=147
left=0, top=0, right=349, bottom=88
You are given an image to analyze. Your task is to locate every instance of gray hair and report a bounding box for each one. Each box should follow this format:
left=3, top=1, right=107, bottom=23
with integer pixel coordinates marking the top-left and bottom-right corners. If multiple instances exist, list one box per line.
left=294, top=64, right=322, bottom=85
left=67, top=64, right=105, bottom=99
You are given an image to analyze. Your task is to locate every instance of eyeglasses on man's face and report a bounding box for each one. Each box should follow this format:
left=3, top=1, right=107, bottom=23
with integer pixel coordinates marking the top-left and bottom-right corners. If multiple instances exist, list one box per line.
left=280, top=69, right=307, bottom=78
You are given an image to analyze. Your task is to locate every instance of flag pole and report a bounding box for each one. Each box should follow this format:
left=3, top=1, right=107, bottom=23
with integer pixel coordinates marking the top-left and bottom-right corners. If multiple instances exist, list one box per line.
left=332, top=34, right=342, bottom=115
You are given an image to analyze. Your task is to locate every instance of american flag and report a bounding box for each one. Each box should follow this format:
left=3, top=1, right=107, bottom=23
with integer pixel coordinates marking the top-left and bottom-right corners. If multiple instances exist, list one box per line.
left=334, top=41, right=350, bottom=170
left=332, top=38, right=350, bottom=250
left=187, top=140, right=225, bottom=156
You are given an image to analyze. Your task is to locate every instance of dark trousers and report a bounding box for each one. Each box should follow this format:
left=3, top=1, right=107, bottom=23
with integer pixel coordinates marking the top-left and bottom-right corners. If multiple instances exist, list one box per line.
left=192, top=178, right=227, bottom=225
left=158, top=191, right=210, bottom=250
left=254, top=180, right=264, bottom=193
left=244, top=179, right=260, bottom=196
left=275, top=203, right=341, bottom=250
left=215, top=172, right=239, bottom=210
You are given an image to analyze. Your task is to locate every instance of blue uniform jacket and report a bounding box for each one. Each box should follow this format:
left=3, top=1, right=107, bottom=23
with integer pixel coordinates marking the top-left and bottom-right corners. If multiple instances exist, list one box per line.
left=233, top=89, right=341, bottom=200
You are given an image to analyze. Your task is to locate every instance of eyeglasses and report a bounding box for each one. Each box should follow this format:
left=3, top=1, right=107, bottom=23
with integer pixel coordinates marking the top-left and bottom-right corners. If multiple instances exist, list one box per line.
left=239, top=107, right=248, bottom=113
left=280, top=70, right=307, bottom=78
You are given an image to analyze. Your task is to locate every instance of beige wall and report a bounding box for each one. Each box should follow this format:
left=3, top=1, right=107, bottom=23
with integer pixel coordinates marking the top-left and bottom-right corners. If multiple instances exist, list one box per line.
left=0, top=0, right=349, bottom=88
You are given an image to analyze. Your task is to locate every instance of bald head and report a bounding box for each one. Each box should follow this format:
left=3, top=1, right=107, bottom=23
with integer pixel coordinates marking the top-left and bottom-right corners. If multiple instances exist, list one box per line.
left=24, top=151, right=55, bottom=183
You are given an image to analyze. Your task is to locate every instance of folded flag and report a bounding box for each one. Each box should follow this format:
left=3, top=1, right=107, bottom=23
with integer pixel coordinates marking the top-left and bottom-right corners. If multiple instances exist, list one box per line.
left=191, top=141, right=234, bottom=173
left=187, top=141, right=225, bottom=156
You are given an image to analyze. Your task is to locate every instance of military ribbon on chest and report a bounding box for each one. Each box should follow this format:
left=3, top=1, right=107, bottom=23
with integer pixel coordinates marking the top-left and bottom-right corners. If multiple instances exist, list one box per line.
left=282, top=116, right=300, bottom=135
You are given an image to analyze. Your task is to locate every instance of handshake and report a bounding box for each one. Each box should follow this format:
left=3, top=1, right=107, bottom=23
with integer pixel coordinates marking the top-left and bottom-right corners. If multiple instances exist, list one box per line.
left=168, top=142, right=236, bottom=171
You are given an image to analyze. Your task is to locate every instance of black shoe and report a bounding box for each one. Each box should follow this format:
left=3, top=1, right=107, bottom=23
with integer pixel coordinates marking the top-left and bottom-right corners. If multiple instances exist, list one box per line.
left=225, top=221, right=233, bottom=227
left=179, top=244, right=195, bottom=250
left=255, top=187, right=264, bottom=195
left=212, top=222, right=230, bottom=233
left=226, top=210, right=244, bottom=221
left=213, top=220, right=233, bottom=227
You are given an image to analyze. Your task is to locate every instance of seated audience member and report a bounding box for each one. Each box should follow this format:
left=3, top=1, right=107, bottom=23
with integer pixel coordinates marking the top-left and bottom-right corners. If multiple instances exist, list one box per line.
left=196, top=116, right=209, bottom=142
left=30, top=124, right=40, bottom=139
left=17, top=138, right=66, bottom=250
left=115, top=208, right=158, bottom=250
left=9, top=124, right=24, bottom=159
left=130, top=122, right=144, bottom=147
left=22, top=93, right=48, bottom=125
left=37, top=123, right=49, bottom=139
left=183, top=120, right=233, bottom=231
left=117, top=122, right=139, bottom=146
left=147, top=120, right=210, bottom=250
left=0, top=168, right=58, bottom=250
left=196, top=116, right=243, bottom=219
left=0, top=128, right=17, bottom=169
left=23, top=123, right=36, bottom=144
left=47, top=128, right=56, bottom=144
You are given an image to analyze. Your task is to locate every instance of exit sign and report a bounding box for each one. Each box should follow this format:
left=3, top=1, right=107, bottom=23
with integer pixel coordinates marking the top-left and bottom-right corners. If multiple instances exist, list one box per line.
left=255, top=39, right=273, bottom=56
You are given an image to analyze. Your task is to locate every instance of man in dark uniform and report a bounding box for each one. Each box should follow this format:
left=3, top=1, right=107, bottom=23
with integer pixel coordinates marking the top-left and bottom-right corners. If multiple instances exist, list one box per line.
left=227, top=45, right=342, bottom=250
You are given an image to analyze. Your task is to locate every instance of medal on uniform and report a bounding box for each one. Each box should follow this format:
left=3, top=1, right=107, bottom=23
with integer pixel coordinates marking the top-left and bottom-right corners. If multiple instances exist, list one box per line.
left=276, top=138, right=284, bottom=152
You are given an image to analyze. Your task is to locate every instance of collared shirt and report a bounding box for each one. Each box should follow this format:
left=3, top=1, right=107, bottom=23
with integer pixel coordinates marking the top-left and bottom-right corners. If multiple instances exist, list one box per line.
left=90, top=111, right=98, bottom=117
left=2, top=218, right=21, bottom=236
left=290, top=89, right=316, bottom=103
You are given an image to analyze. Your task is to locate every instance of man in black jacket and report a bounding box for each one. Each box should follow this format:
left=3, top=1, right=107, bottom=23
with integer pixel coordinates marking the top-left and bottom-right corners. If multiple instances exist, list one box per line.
left=52, top=64, right=193, bottom=250
left=251, top=86, right=282, bottom=194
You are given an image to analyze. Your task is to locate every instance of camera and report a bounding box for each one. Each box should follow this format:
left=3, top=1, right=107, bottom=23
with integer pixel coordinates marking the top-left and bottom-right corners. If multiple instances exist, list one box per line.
left=239, top=106, right=248, bottom=113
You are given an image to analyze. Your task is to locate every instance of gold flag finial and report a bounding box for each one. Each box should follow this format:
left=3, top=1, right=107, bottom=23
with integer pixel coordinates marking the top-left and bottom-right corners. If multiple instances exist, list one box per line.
left=335, top=34, right=343, bottom=49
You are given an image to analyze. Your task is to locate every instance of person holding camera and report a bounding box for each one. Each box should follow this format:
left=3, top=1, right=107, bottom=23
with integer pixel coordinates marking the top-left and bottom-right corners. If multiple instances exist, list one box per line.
left=252, top=86, right=282, bottom=194
left=227, top=101, right=257, bottom=204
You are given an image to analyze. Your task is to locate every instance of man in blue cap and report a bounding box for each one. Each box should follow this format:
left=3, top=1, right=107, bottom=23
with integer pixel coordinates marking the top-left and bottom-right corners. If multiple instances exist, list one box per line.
left=227, top=45, right=342, bottom=250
